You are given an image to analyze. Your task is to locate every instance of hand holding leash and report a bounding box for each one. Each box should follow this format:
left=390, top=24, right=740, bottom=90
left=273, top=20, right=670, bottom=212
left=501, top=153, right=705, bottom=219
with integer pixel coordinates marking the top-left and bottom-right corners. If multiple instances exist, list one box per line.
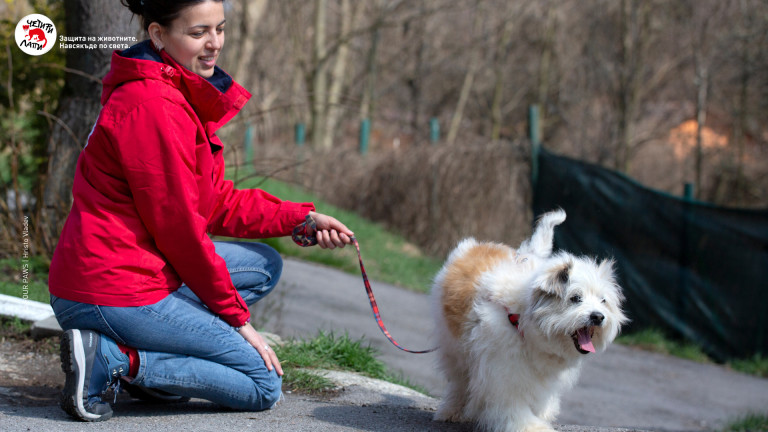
left=308, top=211, right=354, bottom=249
left=292, top=212, right=354, bottom=249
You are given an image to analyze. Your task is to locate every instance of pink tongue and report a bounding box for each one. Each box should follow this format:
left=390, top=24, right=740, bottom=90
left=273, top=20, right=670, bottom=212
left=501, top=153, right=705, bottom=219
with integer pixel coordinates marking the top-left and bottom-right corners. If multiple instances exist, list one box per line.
left=577, top=328, right=595, bottom=353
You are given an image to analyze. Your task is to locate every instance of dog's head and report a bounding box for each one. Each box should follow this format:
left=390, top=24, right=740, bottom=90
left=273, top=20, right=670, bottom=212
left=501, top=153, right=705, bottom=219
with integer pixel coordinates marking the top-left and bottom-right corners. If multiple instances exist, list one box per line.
left=525, top=252, right=628, bottom=357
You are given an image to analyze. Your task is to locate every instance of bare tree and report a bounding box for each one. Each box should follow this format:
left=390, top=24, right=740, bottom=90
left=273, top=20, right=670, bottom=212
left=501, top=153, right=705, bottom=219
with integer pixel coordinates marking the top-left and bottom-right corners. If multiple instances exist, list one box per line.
left=230, top=0, right=269, bottom=88
left=322, top=0, right=360, bottom=150
left=688, top=0, right=722, bottom=200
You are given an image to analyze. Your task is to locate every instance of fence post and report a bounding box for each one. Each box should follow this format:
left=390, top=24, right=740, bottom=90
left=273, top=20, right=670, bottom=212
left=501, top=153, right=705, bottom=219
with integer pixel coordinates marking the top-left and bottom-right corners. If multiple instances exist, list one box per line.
left=359, top=118, right=371, bottom=155
left=294, top=123, right=306, bottom=185
left=244, top=125, right=254, bottom=168
left=678, top=182, right=695, bottom=325
left=429, top=117, right=440, bottom=144
left=529, top=105, right=541, bottom=189
left=295, top=123, right=306, bottom=147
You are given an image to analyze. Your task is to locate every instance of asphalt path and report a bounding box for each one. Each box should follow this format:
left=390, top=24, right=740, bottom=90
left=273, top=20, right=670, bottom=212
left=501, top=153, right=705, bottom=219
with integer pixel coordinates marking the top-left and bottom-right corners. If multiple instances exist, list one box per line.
left=259, top=258, right=768, bottom=432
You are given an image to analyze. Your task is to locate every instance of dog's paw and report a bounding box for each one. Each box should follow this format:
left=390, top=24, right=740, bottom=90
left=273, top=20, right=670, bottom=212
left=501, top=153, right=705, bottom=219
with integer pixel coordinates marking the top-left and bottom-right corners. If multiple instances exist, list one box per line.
left=433, top=409, right=467, bottom=423
left=519, top=422, right=557, bottom=432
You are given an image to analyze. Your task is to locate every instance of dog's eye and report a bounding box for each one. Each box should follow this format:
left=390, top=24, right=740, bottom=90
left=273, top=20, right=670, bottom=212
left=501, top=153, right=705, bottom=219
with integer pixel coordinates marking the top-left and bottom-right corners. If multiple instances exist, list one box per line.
left=570, top=295, right=582, bottom=304
left=601, top=298, right=607, bottom=304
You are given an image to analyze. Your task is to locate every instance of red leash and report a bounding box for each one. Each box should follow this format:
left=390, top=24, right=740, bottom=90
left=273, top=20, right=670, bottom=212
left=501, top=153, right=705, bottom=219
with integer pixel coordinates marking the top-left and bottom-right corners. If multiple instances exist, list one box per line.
left=350, top=237, right=436, bottom=354
left=292, top=217, right=435, bottom=354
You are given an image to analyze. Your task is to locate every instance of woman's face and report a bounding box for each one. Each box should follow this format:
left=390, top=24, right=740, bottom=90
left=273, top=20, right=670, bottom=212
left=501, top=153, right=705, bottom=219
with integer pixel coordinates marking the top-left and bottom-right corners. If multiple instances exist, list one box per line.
left=150, top=1, right=225, bottom=78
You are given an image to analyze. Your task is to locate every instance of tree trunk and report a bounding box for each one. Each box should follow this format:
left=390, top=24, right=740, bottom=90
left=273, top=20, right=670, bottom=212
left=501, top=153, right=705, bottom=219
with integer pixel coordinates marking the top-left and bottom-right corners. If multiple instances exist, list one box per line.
left=447, top=0, right=483, bottom=145
left=615, top=0, right=647, bottom=173
left=536, top=6, right=557, bottom=137
left=360, top=26, right=380, bottom=123
left=322, top=0, right=357, bottom=150
left=310, top=0, right=328, bottom=149
left=694, top=63, right=708, bottom=201
left=41, top=0, right=136, bottom=254
left=408, top=0, right=428, bottom=138
left=490, top=16, right=514, bottom=141
left=232, top=0, right=269, bottom=87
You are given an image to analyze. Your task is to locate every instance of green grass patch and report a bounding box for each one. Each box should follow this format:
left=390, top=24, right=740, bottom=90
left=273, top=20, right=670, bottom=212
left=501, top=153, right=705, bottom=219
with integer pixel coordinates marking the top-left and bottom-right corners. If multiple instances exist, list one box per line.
left=227, top=175, right=443, bottom=293
left=273, top=331, right=426, bottom=394
left=0, top=316, right=32, bottom=335
left=618, top=328, right=768, bottom=378
left=0, top=256, right=50, bottom=303
left=730, top=354, right=768, bottom=378
left=721, top=413, right=768, bottom=432
left=617, top=328, right=710, bottom=363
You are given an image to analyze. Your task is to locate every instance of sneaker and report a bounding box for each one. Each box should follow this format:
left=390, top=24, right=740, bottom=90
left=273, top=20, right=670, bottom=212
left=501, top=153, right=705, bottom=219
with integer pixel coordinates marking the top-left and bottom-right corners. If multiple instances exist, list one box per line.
left=123, top=383, right=191, bottom=403
left=59, top=329, right=129, bottom=422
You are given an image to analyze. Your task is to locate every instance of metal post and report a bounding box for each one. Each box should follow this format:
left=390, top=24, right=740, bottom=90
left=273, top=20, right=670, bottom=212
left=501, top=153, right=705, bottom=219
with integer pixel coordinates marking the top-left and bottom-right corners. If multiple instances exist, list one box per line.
left=295, top=123, right=306, bottom=147
left=359, top=118, right=371, bottom=155
left=684, top=183, right=694, bottom=201
left=678, top=182, right=695, bottom=326
left=529, top=105, right=541, bottom=189
left=429, top=117, right=440, bottom=144
left=244, top=125, right=254, bottom=167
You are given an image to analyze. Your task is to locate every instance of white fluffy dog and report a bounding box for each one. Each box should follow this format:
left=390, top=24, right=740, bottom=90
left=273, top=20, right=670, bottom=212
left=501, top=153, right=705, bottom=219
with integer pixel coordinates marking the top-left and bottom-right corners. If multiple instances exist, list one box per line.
left=431, top=209, right=627, bottom=432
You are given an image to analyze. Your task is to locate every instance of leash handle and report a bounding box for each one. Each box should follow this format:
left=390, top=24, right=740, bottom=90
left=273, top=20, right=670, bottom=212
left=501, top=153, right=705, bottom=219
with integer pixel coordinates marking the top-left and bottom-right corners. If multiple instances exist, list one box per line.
left=350, top=237, right=436, bottom=354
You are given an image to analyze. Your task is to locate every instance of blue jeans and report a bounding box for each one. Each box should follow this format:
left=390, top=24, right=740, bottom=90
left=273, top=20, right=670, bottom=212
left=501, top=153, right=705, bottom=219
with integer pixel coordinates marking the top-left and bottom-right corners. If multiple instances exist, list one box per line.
left=50, top=241, right=283, bottom=411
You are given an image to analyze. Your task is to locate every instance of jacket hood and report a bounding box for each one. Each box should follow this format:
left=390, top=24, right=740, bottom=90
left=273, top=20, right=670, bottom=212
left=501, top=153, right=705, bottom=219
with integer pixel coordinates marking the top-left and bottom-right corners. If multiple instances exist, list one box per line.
left=101, top=40, right=251, bottom=135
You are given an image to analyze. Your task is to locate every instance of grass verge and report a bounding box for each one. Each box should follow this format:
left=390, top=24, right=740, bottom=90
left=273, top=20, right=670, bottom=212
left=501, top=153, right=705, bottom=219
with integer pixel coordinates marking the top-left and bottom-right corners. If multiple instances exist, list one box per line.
left=617, top=328, right=768, bottom=378
left=616, top=328, right=710, bottom=363
left=0, top=316, right=58, bottom=355
left=721, top=413, right=768, bottom=432
left=0, top=256, right=50, bottom=303
left=273, top=331, right=426, bottom=395
left=730, top=354, right=768, bottom=378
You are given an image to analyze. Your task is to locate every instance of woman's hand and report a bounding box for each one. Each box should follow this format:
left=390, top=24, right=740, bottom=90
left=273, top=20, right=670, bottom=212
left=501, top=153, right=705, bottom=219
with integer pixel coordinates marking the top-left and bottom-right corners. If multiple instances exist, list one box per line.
left=237, top=324, right=283, bottom=376
left=308, top=211, right=354, bottom=249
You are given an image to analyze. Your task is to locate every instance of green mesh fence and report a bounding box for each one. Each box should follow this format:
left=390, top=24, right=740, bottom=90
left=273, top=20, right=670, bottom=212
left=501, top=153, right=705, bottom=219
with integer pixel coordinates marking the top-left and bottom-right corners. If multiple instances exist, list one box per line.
left=533, top=148, right=768, bottom=361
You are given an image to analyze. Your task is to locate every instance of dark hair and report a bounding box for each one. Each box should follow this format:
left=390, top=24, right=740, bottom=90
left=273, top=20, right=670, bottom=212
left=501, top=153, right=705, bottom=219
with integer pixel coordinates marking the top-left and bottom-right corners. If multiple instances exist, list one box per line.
left=121, top=0, right=224, bottom=32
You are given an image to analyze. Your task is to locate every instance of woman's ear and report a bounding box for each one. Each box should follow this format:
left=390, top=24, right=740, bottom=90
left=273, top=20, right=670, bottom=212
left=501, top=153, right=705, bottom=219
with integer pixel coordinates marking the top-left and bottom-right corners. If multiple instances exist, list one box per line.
left=148, top=22, right=165, bottom=51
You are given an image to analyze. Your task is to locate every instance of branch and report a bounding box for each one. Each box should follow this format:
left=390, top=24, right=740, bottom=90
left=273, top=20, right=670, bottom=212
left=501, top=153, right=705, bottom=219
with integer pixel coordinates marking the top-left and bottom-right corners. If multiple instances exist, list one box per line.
left=36, top=111, right=82, bottom=148
left=39, top=63, right=103, bottom=84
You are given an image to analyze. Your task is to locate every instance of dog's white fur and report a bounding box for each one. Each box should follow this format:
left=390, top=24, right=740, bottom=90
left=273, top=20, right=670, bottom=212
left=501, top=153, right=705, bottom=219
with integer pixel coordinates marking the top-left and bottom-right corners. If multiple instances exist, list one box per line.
left=431, top=209, right=627, bottom=432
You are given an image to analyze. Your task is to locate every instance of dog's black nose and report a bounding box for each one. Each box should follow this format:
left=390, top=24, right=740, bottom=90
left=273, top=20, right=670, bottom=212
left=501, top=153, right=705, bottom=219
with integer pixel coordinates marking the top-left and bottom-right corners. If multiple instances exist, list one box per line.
left=590, top=312, right=605, bottom=325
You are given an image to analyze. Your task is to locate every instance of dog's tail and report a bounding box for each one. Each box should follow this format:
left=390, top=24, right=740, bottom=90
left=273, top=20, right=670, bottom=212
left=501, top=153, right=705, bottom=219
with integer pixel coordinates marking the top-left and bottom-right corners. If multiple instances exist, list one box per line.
left=518, top=209, right=566, bottom=258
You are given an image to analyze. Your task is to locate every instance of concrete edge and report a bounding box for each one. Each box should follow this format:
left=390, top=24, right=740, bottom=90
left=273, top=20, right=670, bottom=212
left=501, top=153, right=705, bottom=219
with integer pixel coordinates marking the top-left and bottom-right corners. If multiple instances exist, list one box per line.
left=0, top=294, right=62, bottom=339
left=0, top=293, right=53, bottom=321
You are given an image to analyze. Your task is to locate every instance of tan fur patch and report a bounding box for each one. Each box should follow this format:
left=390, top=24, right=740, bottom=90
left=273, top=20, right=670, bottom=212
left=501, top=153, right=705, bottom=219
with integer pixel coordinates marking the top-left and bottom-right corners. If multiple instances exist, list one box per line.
left=441, top=243, right=512, bottom=338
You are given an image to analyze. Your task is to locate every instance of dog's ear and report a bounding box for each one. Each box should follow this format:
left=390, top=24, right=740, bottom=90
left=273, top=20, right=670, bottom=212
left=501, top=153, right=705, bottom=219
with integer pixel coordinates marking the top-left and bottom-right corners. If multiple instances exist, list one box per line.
left=597, top=258, right=615, bottom=279
left=535, top=258, right=572, bottom=298
left=597, top=258, right=626, bottom=303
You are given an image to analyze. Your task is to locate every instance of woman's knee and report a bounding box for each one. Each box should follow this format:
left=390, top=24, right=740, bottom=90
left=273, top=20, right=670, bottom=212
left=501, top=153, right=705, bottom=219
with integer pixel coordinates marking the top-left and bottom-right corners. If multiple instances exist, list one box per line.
left=243, top=374, right=282, bottom=411
left=216, top=241, right=283, bottom=301
left=261, top=374, right=283, bottom=410
left=255, top=243, right=283, bottom=286
left=244, top=243, right=282, bottom=297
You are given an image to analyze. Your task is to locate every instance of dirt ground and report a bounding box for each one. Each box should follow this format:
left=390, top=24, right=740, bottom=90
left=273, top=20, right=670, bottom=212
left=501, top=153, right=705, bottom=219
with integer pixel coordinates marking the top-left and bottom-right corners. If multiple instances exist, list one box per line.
left=0, top=329, right=63, bottom=408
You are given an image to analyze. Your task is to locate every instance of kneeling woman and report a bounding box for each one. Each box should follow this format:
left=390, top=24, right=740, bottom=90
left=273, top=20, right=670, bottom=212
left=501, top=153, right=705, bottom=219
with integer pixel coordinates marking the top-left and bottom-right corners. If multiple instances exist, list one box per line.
left=48, top=0, right=353, bottom=422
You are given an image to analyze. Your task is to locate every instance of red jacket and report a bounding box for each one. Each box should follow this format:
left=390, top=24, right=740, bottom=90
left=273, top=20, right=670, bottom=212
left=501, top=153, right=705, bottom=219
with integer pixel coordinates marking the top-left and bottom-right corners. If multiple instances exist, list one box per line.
left=49, top=41, right=314, bottom=327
